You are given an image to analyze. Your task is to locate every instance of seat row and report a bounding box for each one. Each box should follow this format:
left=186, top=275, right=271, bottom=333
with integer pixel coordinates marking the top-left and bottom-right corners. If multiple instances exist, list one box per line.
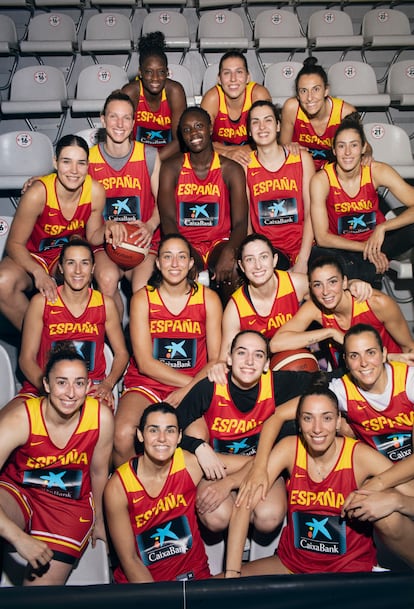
left=1, top=57, right=412, bottom=125
left=1, top=7, right=414, bottom=60
left=0, top=121, right=412, bottom=201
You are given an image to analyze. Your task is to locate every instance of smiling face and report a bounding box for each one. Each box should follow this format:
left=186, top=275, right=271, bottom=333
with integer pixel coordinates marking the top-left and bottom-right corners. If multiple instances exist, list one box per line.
left=179, top=110, right=212, bottom=153
left=59, top=245, right=94, bottom=291
left=139, top=54, right=168, bottom=97
left=43, top=359, right=90, bottom=420
left=248, top=104, right=280, bottom=147
left=156, top=237, right=194, bottom=286
left=101, top=99, right=134, bottom=145
left=54, top=145, right=89, bottom=192
left=309, top=264, right=347, bottom=311
left=218, top=56, right=250, bottom=101
left=138, top=411, right=181, bottom=464
left=296, top=73, right=329, bottom=119
left=238, top=239, right=278, bottom=287
left=344, top=331, right=387, bottom=392
left=298, top=394, right=340, bottom=455
left=333, top=128, right=366, bottom=173
left=228, top=332, right=269, bottom=390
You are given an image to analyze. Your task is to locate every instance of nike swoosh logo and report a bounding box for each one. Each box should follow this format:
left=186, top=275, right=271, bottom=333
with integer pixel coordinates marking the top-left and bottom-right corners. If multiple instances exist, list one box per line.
left=218, top=402, right=228, bottom=407
left=93, top=167, right=105, bottom=172
left=150, top=309, right=161, bottom=313
left=50, top=310, right=62, bottom=314
left=248, top=319, right=256, bottom=326
left=357, top=405, right=367, bottom=410
left=79, top=517, right=91, bottom=523
left=251, top=171, right=260, bottom=177
left=30, top=441, right=43, bottom=446
left=133, top=497, right=144, bottom=504
left=295, top=473, right=306, bottom=478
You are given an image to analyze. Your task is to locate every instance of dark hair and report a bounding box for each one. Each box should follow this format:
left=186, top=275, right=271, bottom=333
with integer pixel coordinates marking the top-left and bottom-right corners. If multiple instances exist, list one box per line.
left=139, top=401, right=179, bottom=432
left=58, top=237, right=95, bottom=266
left=295, top=57, right=328, bottom=95
left=219, top=51, right=248, bottom=73
left=138, top=31, right=168, bottom=69
left=238, top=233, right=276, bottom=262
left=177, top=106, right=212, bottom=151
left=308, top=255, right=345, bottom=281
left=333, top=111, right=366, bottom=148
left=147, top=233, right=197, bottom=291
left=44, top=341, right=88, bottom=380
left=296, top=374, right=338, bottom=433
left=101, top=89, right=134, bottom=116
left=55, top=134, right=89, bottom=160
left=230, top=330, right=270, bottom=360
left=247, top=100, right=281, bottom=146
left=236, top=233, right=276, bottom=284
left=343, top=323, right=384, bottom=353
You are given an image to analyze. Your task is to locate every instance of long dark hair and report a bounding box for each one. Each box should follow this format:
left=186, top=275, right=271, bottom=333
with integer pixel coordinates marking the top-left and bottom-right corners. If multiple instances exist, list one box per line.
left=147, top=233, right=197, bottom=292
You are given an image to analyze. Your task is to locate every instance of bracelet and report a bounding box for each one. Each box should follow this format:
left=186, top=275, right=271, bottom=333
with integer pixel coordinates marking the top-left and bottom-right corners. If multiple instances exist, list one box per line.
left=225, top=569, right=241, bottom=575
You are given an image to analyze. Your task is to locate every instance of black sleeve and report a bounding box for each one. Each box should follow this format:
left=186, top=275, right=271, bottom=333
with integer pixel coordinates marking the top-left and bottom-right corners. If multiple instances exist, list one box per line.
left=176, top=377, right=214, bottom=430
left=179, top=435, right=205, bottom=453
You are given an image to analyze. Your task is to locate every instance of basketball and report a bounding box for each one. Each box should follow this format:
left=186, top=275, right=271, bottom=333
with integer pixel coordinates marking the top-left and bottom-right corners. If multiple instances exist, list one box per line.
left=105, top=224, right=149, bottom=271
left=270, top=349, right=319, bottom=373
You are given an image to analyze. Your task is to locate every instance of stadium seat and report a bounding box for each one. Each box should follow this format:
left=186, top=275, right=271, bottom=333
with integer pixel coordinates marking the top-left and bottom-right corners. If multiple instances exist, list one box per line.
left=81, top=12, right=133, bottom=70
left=142, top=10, right=190, bottom=57
left=386, top=60, right=414, bottom=108
left=198, top=10, right=249, bottom=54
left=0, top=131, right=54, bottom=196
left=0, top=342, right=16, bottom=408
left=363, top=122, right=414, bottom=180
left=82, top=12, right=133, bottom=55
left=362, top=8, right=414, bottom=50
left=0, top=15, right=19, bottom=55
left=307, top=10, right=363, bottom=54
left=1, top=65, right=68, bottom=140
left=19, top=12, right=77, bottom=55
left=264, top=61, right=302, bottom=107
left=168, top=63, right=196, bottom=105
left=142, top=0, right=187, bottom=7
left=75, top=127, right=102, bottom=148
left=328, top=61, right=391, bottom=111
left=70, top=64, right=129, bottom=116
left=254, top=10, right=307, bottom=53
left=201, top=62, right=218, bottom=95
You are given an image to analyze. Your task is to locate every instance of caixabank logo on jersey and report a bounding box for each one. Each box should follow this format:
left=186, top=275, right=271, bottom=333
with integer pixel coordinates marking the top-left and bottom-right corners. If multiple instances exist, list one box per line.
left=153, top=338, right=197, bottom=369
left=258, top=197, right=298, bottom=226
left=137, top=515, right=192, bottom=566
left=292, top=511, right=346, bottom=555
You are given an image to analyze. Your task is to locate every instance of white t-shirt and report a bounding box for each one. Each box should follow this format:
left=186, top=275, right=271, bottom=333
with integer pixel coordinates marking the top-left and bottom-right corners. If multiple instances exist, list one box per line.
left=329, top=363, right=414, bottom=413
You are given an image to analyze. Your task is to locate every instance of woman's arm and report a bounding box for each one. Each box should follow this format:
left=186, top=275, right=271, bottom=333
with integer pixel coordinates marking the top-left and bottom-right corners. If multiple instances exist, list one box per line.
left=104, top=473, right=154, bottom=583
left=269, top=300, right=343, bottom=353
left=89, top=404, right=114, bottom=545
left=279, top=98, right=298, bottom=146
left=88, top=296, right=129, bottom=408
left=369, top=291, right=414, bottom=353
left=158, top=79, right=187, bottom=161
left=18, top=294, right=46, bottom=390
left=290, top=150, right=315, bottom=274
left=225, top=437, right=294, bottom=576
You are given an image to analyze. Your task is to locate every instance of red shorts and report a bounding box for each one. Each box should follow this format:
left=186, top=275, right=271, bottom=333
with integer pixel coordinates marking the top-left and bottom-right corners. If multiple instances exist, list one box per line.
left=0, top=480, right=95, bottom=563
left=29, top=250, right=60, bottom=274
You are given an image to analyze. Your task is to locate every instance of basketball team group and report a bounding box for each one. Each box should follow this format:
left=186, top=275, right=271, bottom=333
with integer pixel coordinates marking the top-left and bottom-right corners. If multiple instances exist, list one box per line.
left=0, top=30, right=414, bottom=586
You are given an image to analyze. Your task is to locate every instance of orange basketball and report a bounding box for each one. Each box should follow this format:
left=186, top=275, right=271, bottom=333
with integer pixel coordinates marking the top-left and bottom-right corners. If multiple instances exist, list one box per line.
left=105, top=224, right=149, bottom=271
left=270, top=349, right=319, bottom=373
